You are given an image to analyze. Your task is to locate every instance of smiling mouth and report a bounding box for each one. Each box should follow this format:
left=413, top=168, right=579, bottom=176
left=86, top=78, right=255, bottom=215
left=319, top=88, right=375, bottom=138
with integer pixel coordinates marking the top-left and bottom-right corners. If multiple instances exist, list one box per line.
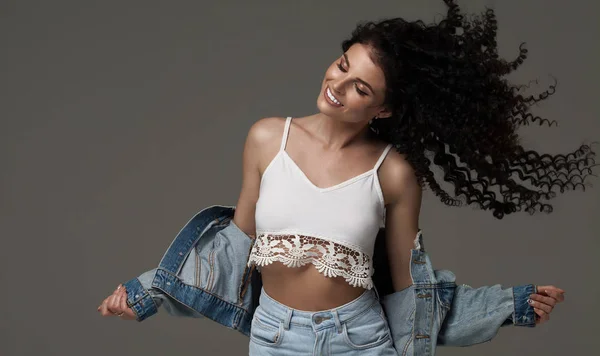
left=325, top=86, right=343, bottom=107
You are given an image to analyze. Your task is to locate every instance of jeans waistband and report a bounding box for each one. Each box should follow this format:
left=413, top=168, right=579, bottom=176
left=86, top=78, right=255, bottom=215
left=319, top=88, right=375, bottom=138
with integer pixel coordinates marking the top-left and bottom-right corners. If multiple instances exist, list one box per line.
left=257, top=287, right=379, bottom=331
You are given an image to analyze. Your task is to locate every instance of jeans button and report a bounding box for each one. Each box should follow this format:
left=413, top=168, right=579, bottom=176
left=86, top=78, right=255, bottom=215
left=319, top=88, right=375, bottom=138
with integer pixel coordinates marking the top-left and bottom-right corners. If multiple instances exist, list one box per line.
left=314, top=316, right=322, bottom=324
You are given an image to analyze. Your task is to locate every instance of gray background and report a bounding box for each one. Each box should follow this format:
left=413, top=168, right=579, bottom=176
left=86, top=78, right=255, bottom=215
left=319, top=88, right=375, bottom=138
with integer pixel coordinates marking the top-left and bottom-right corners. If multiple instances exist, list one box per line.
left=1, top=0, right=598, bottom=355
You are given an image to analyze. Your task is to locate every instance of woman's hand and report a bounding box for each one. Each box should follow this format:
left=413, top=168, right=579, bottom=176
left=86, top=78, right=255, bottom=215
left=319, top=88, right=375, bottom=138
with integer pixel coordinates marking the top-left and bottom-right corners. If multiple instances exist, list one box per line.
left=529, top=285, right=565, bottom=325
left=97, top=284, right=136, bottom=320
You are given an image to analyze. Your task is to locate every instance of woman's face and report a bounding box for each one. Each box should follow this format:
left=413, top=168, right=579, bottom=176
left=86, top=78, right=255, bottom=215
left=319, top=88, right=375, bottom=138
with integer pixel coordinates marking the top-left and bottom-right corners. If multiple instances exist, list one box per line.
left=317, top=43, right=390, bottom=124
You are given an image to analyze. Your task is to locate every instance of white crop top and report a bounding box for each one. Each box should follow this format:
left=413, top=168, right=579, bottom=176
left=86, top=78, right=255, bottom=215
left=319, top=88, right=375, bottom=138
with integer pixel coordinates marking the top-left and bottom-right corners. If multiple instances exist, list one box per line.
left=247, top=117, right=393, bottom=289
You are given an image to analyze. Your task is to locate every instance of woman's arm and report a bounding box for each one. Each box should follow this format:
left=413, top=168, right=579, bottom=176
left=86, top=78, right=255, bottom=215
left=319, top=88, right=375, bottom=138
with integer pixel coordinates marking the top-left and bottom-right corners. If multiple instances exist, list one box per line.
left=97, top=117, right=283, bottom=320
left=378, top=150, right=422, bottom=293
left=232, top=117, right=283, bottom=237
left=378, top=150, right=565, bottom=347
left=437, top=283, right=564, bottom=346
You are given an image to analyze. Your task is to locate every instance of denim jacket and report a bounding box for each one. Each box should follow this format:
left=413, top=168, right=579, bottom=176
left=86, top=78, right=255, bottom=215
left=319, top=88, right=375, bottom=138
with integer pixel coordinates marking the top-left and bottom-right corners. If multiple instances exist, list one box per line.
left=121, top=205, right=537, bottom=355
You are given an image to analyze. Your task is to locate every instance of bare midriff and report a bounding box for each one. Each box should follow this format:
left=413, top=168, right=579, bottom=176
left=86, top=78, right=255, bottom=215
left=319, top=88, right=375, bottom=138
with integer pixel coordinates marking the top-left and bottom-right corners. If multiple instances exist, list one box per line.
left=258, top=261, right=366, bottom=311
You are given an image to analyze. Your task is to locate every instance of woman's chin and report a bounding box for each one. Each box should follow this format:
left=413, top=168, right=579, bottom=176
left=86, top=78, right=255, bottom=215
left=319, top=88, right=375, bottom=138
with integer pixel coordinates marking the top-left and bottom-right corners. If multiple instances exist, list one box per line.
left=316, top=98, right=339, bottom=115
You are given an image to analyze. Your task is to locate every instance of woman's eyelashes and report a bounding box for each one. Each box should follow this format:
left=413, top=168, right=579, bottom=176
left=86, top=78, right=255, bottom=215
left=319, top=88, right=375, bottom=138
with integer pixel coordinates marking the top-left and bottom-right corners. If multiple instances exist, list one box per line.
left=336, top=62, right=368, bottom=96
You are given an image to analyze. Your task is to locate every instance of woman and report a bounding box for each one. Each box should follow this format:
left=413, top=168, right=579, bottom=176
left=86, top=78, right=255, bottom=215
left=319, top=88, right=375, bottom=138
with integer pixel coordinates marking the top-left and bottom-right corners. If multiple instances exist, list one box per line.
left=99, top=0, right=592, bottom=354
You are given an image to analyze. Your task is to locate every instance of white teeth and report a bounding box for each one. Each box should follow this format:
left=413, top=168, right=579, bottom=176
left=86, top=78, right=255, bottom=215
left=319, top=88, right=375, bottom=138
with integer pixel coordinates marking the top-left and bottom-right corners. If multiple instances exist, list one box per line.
left=327, top=87, right=341, bottom=105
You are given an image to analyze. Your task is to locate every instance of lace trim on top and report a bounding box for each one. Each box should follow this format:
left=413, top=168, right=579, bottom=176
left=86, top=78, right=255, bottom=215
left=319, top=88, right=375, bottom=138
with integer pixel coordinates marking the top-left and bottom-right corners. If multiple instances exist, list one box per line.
left=247, top=232, right=374, bottom=289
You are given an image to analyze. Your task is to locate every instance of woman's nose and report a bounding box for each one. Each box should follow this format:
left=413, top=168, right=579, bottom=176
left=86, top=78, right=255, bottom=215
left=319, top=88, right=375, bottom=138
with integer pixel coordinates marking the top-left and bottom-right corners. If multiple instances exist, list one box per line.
left=330, top=81, right=344, bottom=95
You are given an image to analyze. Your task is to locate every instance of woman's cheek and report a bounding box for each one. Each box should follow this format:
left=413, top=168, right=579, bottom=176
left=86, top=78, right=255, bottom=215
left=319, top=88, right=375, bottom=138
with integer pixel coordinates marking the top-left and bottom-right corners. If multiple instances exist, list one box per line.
left=345, top=99, right=369, bottom=112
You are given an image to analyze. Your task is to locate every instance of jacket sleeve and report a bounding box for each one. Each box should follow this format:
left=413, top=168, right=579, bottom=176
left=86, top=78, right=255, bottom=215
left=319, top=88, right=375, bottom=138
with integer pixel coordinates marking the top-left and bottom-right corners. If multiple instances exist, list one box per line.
left=122, top=266, right=206, bottom=322
left=437, top=283, right=537, bottom=346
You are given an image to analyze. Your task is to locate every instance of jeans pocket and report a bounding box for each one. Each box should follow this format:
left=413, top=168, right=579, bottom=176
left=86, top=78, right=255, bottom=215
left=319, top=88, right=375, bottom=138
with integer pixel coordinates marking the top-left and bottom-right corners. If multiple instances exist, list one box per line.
left=342, top=303, right=391, bottom=350
left=250, top=309, right=284, bottom=347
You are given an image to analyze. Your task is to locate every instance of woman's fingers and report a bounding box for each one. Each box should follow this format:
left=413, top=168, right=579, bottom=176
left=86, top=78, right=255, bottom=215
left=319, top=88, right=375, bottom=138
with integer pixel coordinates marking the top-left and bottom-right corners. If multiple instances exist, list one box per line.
left=99, top=297, right=116, bottom=317
left=528, top=294, right=553, bottom=314
left=98, top=297, right=109, bottom=315
left=119, top=288, right=128, bottom=311
left=539, top=288, right=565, bottom=303
left=109, top=285, right=124, bottom=312
left=107, top=293, right=121, bottom=314
left=118, top=289, right=137, bottom=320
left=98, top=284, right=129, bottom=317
left=529, top=293, right=556, bottom=308
left=534, top=307, right=549, bottom=324
left=118, top=289, right=131, bottom=317
left=529, top=285, right=565, bottom=325
left=536, top=285, right=565, bottom=295
left=109, top=286, right=127, bottom=314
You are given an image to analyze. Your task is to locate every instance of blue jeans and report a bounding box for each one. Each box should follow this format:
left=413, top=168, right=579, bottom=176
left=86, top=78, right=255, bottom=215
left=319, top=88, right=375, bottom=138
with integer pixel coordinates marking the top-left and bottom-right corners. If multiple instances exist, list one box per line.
left=249, top=287, right=397, bottom=355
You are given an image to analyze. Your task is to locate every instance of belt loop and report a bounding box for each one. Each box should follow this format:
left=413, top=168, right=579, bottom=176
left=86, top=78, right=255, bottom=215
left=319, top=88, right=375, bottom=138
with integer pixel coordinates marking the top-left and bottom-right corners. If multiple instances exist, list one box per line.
left=283, top=308, right=292, bottom=330
left=332, top=309, right=343, bottom=334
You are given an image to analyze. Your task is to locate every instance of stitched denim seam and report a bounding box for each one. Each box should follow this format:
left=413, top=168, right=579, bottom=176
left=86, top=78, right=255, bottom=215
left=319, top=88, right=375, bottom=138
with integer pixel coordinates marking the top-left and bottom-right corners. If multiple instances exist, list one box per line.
left=250, top=318, right=284, bottom=347
left=402, top=332, right=414, bottom=356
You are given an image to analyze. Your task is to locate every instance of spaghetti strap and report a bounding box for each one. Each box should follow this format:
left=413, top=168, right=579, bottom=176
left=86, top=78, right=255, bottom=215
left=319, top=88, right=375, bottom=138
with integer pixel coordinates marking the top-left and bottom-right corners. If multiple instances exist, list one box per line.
left=374, top=143, right=393, bottom=171
left=280, top=116, right=292, bottom=151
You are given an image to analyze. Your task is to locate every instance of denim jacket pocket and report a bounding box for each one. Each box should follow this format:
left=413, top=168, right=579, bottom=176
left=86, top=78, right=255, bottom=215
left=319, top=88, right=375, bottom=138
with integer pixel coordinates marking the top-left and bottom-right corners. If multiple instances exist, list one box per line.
left=206, top=223, right=254, bottom=304
left=194, top=224, right=221, bottom=290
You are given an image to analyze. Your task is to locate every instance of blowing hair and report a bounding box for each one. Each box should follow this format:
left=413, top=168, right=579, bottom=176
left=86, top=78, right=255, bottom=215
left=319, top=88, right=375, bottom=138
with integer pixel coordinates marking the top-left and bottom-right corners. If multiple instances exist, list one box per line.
left=341, top=0, right=598, bottom=219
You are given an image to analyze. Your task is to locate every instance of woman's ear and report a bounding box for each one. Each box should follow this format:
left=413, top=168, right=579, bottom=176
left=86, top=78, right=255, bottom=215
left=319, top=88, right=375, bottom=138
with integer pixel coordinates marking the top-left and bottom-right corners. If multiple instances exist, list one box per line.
left=376, top=109, right=393, bottom=119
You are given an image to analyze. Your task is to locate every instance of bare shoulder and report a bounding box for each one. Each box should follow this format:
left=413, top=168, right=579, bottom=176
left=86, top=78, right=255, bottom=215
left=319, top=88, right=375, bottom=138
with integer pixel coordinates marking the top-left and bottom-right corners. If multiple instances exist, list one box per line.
left=234, top=117, right=288, bottom=234
left=246, top=116, right=288, bottom=172
left=247, top=117, right=287, bottom=143
left=378, top=148, right=421, bottom=206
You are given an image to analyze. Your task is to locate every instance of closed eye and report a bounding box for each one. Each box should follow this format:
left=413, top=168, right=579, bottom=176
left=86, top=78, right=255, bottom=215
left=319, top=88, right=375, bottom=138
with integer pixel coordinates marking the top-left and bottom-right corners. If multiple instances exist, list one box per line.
left=336, top=62, right=368, bottom=96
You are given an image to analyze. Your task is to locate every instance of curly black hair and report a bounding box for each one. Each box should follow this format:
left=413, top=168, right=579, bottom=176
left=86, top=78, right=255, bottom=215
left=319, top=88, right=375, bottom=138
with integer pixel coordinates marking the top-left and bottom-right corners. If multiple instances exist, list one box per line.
left=341, top=0, right=598, bottom=219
